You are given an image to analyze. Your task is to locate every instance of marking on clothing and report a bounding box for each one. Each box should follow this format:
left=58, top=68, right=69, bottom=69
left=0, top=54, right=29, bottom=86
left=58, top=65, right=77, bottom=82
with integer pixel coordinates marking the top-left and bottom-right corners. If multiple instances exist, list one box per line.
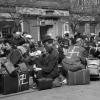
left=19, top=74, right=28, bottom=85
left=66, top=46, right=79, bottom=59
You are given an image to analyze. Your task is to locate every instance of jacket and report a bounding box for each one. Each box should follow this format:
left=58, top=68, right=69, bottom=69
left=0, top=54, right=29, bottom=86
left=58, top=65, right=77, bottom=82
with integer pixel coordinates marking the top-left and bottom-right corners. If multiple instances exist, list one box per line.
left=62, top=44, right=87, bottom=72
left=36, top=47, right=59, bottom=79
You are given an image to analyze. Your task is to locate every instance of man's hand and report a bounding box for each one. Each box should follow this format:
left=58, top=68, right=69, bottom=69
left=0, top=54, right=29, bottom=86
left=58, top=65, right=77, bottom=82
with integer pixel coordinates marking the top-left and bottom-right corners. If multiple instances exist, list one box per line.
left=34, top=67, right=42, bottom=71
left=33, top=64, right=42, bottom=71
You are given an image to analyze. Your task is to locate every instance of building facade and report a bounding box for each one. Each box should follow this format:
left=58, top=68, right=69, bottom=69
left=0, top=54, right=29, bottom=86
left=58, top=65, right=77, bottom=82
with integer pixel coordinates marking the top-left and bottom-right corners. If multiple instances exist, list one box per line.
left=70, top=0, right=100, bottom=35
left=0, top=0, right=70, bottom=41
left=16, top=7, right=70, bottom=40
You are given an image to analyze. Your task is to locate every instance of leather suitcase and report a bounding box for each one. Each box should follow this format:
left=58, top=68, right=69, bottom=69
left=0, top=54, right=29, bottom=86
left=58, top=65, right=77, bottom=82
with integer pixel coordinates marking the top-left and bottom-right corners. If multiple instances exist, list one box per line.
left=67, top=69, right=90, bottom=85
left=37, top=78, right=53, bottom=90
left=0, top=72, right=29, bottom=95
left=0, top=74, right=18, bottom=95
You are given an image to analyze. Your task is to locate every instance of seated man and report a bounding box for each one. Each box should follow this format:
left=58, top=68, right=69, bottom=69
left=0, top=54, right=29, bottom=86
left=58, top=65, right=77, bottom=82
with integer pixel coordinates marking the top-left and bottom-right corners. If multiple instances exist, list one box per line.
left=33, top=36, right=59, bottom=81
left=62, top=38, right=88, bottom=73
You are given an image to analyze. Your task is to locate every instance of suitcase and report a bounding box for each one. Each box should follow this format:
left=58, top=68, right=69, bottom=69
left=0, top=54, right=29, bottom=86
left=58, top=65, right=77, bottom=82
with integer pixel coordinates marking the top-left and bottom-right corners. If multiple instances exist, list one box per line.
left=87, top=64, right=99, bottom=75
left=0, top=72, right=29, bottom=95
left=87, top=58, right=100, bottom=75
left=0, top=74, right=18, bottom=95
left=37, top=78, right=53, bottom=90
left=67, top=69, right=90, bottom=85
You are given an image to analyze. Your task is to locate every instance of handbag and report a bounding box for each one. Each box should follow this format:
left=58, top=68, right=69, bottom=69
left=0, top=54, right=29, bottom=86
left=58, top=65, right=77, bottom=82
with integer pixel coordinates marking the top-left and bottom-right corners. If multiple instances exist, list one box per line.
left=37, top=78, right=53, bottom=90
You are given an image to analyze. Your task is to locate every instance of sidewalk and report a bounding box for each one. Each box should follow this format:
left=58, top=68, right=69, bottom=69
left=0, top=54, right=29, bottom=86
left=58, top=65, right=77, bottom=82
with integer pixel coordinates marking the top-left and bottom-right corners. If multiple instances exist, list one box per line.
left=0, top=88, right=37, bottom=99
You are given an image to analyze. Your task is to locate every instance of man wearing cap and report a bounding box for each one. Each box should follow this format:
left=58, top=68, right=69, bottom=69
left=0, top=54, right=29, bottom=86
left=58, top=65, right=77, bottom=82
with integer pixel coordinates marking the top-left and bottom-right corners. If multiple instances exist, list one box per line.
left=62, top=32, right=71, bottom=49
left=34, top=35, right=59, bottom=80
left=62, top=38, right=87, bottom=73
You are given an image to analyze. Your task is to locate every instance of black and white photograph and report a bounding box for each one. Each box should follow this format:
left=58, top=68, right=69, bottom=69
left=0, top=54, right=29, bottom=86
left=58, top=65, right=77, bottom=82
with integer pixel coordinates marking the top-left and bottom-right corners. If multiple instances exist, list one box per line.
left=0, top=0, right=100, bottom=100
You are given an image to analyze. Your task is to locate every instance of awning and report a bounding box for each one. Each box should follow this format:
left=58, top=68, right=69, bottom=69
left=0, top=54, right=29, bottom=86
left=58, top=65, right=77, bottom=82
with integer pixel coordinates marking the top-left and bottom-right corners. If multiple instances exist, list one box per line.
left=0, top=13, right=19, bottom=19
left=0, top=13, right=11, bottom=18
left=0, top=21, right=15, bottom=28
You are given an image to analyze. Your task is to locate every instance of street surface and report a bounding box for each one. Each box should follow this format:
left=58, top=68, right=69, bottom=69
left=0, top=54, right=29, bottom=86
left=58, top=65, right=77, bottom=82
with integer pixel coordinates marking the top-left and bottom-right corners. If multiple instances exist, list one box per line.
left=0, top=80, right=100, bottom=100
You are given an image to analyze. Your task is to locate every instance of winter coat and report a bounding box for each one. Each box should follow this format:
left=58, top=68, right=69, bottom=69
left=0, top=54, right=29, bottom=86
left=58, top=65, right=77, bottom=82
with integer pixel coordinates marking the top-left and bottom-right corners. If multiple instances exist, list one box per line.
left=62, top=44, right=87, bottom=72
left=35, top=47, right=59, bottom=79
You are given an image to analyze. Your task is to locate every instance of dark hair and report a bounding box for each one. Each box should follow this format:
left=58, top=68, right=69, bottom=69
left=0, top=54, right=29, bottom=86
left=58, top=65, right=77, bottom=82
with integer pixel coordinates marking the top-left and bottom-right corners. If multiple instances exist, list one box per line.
left=65, top=33, right=69, bottom=37
left=99, top=32, right=100, bottom=37
left=23, top=32, right=28, bottom=35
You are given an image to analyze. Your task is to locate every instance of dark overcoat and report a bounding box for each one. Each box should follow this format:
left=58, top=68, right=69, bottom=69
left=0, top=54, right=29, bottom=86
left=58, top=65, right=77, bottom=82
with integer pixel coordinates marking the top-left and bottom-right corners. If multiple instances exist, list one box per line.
left=35, top=47, right=59, bottom=79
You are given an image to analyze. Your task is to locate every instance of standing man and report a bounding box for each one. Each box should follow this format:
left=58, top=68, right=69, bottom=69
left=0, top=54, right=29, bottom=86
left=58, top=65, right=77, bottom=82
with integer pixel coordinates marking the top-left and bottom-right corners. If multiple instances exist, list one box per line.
left=62, top=32, right=71, bottom=49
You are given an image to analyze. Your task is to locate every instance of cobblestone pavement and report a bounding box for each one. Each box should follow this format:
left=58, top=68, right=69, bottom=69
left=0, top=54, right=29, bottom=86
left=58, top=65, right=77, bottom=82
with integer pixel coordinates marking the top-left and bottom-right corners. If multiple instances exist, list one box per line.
left=1, top=80, right=100, bottom=100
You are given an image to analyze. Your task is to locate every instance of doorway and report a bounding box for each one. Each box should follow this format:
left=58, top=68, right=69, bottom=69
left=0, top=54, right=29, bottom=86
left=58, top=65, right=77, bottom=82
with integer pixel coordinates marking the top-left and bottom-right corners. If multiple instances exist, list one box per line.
left=40, top=25, right=53, bottom=41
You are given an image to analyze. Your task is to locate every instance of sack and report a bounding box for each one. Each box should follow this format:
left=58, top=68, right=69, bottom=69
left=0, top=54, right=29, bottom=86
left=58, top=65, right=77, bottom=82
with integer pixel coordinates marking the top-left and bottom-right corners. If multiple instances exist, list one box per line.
left=62, top=60, right=84, bottom=72
left=7, top=49, right=22, bottom=65
left=18, top=63, right=28, bottom=72
left=52, top=77, right=62, bottom=88
left=67, top=69, right=90, bottom=85
left=4, top=60, right=15, bottom=74
left=0, top=57, right=7, bottom=74
left=37, top=78, right=53, bottom=90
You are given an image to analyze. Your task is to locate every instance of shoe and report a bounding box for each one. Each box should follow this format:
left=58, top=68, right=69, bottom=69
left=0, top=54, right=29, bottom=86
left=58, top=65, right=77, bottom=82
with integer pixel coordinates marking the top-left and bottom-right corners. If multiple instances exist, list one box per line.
left=61, top=79, right=67, bottom=85
left=30, top=83, right=37, bottom=89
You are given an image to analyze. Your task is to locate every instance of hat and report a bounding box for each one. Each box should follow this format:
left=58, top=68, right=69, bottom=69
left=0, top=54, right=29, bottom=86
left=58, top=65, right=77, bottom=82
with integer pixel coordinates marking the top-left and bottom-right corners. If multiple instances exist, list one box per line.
left=76, top=38, right=82, bottom=42
left=42, top=36, right=53, bottom=43
left=16, top=32, right=22, bottom=35
left=25, top=34, right=32, bottom=39
left=17, top=46, right=27, bottom=54
left=64, top=33, right=69, bottom=37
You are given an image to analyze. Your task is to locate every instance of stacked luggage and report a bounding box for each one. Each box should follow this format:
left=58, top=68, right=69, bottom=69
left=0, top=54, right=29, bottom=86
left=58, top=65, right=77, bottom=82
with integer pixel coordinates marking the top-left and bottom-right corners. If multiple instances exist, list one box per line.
left=0, top=71, right=29, bottom=95
left=0, top=58, right=29, bottom=95
left=0, top=57, right=100, bottom=95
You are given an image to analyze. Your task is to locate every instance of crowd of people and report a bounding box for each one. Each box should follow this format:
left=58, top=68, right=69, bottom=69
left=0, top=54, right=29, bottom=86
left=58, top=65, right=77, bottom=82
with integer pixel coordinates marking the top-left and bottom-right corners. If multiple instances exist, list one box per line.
left=0, top=31, right=100, bottom=89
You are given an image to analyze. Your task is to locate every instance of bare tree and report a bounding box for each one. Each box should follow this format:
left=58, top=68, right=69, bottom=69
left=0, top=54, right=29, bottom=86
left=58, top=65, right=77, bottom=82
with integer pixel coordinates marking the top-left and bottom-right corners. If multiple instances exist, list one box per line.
left=4, top=0, right=23, bottom=32
left=69, top=14, right=80, bottom=34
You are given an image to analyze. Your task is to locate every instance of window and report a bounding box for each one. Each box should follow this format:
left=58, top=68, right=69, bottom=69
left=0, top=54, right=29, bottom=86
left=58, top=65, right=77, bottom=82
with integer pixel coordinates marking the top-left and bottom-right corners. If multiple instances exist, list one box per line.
left=91, top=0, right=99, bottom=5
left=97, top=0, right=100, bottom=5
left=2, top=27, right=12, bottom=38
left=63, top=22, right=69, bottom=35
left=78, top=0, right=83, bottom=5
